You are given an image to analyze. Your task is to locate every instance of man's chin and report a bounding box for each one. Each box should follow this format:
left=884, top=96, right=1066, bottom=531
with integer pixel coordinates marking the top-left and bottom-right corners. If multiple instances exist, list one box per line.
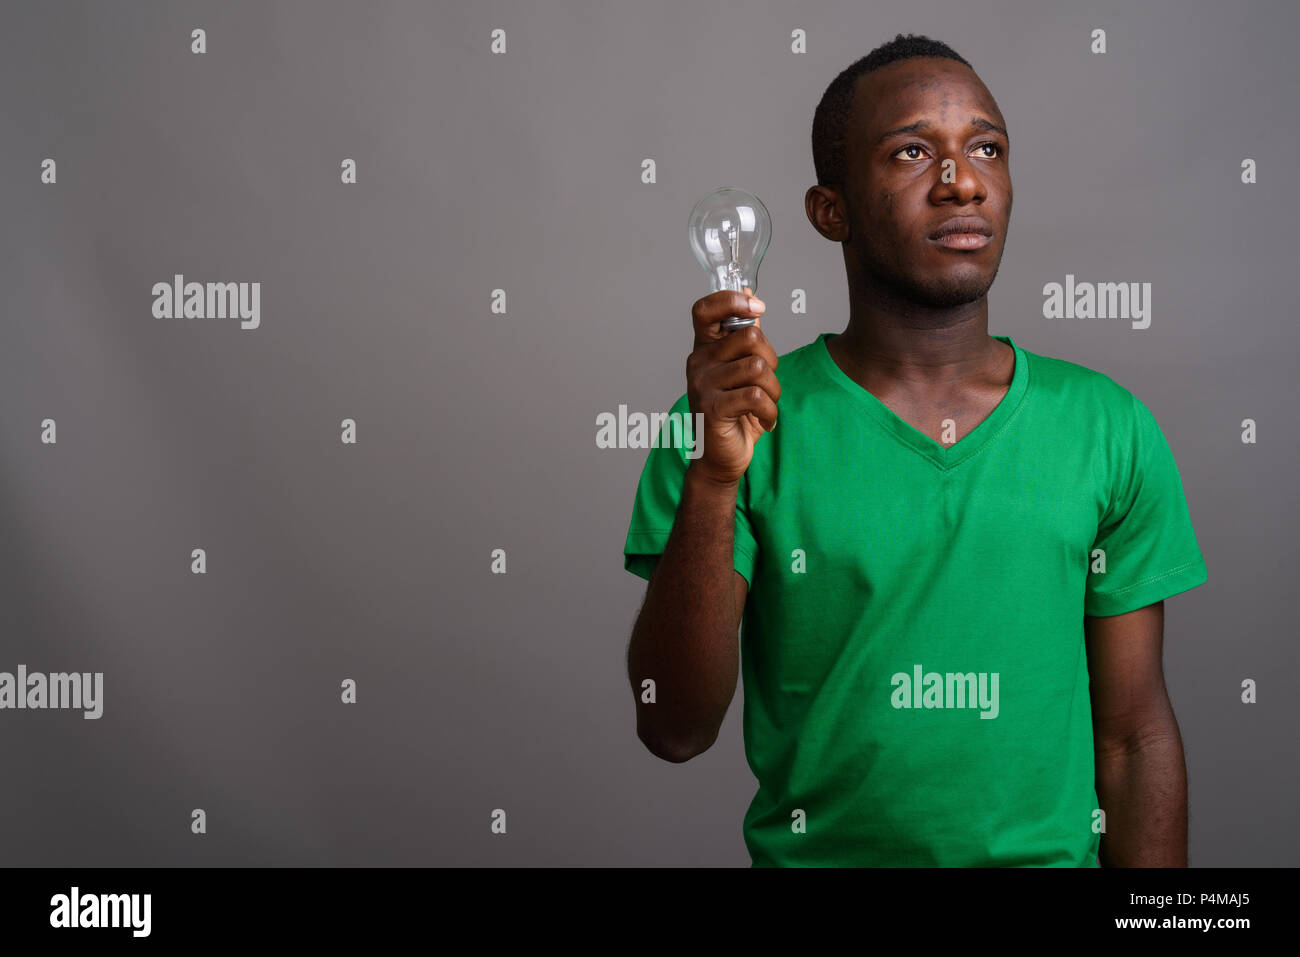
left=912, top=276, right=996, bottom=308
left=861, top=255, right=999, bottom=308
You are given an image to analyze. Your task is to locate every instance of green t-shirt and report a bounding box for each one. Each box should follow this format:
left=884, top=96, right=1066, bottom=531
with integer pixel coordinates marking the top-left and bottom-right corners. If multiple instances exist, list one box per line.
left=623, top=332, right=1208, bottom=867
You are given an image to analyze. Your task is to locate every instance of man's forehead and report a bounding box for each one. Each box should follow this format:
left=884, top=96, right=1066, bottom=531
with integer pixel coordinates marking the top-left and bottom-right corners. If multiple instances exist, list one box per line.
left=851, top=60, right=999, bottom=139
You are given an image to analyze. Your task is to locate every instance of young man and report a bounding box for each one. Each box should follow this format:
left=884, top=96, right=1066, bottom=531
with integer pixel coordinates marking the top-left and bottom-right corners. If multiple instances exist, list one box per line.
left=623, top=34, right=1207, bottom=867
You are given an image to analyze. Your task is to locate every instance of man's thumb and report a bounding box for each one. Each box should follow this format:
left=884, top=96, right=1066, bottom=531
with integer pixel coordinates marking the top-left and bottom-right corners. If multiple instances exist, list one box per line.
left=744, top=286, right=762, bottom=331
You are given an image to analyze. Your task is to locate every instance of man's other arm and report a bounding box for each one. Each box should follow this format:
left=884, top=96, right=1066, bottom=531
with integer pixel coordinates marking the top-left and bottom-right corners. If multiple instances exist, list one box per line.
left=1085, top=601, right=1188, bottom=866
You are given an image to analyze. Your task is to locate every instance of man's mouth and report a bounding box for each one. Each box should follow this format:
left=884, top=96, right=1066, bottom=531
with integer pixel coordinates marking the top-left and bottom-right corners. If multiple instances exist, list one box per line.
left=929, top=216, right=994, bottom=250
left=931, top=232, right=992, bottom=250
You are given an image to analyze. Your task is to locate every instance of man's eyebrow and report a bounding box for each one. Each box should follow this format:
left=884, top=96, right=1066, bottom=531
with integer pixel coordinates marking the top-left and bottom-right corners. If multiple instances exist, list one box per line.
left=875, top=117, right=1009, bottom=145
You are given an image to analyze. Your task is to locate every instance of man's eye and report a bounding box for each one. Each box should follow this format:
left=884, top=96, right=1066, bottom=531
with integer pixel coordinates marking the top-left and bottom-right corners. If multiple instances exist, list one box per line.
left=895, top=142, right=1003, bottom=160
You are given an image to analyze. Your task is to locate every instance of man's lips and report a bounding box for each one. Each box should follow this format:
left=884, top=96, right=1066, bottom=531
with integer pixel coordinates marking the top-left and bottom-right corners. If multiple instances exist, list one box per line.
left=929, top=216, right=994, bottom=250
left=932, top=232, right=992, bottom=250
left=930, top=216, right=993, bottom=239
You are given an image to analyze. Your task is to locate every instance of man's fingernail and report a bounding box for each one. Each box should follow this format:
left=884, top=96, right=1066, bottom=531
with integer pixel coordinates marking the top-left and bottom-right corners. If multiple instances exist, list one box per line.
left=749, top=297, right=765, bottom=313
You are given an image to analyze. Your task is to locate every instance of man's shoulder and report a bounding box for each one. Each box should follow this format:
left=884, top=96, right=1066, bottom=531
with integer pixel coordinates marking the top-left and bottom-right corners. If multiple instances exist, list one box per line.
left=1019, top=339, right=1138, bottom=413
left=771, top=332, right=830, bottom=372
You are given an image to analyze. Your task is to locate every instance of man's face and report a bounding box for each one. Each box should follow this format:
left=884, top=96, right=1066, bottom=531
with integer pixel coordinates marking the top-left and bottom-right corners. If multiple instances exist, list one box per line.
left=840, top=57, right=1012, bottom=309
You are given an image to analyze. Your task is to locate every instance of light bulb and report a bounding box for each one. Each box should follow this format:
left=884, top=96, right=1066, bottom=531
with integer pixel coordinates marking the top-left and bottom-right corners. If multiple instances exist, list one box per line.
left=688, top=187, right=772, bottom=331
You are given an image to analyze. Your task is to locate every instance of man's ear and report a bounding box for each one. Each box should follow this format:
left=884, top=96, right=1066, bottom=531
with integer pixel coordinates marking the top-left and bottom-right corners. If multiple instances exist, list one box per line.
left=805, top=185, right=849, bottom=242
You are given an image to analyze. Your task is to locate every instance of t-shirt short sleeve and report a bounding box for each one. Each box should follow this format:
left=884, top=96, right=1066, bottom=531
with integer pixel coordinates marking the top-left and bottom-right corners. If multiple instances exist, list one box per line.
left=622, top=392, right=759, bottom=586
left=1084, top=392, right=1208, bottom=617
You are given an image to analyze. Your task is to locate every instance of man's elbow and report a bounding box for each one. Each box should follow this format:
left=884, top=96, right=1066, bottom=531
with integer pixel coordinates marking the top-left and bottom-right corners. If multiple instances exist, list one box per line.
left=638, top=727, right=716, bottom=763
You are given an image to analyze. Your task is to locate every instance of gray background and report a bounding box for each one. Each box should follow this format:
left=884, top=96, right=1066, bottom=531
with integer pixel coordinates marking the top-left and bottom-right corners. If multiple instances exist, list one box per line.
left=1, top=0, right=1294, bottom=866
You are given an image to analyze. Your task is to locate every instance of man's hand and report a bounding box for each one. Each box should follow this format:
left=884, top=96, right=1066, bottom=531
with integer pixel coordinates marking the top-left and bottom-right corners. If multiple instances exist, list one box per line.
left=686, top=286, right=782, bottom=486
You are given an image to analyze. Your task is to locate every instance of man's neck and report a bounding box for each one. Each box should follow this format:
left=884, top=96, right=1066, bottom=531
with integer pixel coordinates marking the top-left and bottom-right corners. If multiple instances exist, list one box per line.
left=828, top=319, right=1004, bottom=397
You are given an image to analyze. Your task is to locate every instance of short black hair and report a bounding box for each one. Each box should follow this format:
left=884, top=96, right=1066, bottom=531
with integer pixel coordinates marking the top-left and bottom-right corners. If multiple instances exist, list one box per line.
left=812, top=34, right=973, bottom=189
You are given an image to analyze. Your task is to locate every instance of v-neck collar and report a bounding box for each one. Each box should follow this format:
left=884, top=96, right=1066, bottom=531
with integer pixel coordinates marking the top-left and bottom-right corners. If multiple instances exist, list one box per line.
left=811, top=332, right=1030, bottom=470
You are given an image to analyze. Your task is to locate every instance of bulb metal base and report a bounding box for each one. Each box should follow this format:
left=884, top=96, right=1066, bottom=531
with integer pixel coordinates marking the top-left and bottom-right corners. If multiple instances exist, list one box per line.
left=721, top=317, right=756, bottom=331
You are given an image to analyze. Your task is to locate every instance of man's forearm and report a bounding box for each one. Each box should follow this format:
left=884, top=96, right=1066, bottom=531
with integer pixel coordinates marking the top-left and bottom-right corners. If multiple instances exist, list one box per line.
left=627, top=466, right=741, bottom=761
left=1095, top=723, right=1188, bottom=867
